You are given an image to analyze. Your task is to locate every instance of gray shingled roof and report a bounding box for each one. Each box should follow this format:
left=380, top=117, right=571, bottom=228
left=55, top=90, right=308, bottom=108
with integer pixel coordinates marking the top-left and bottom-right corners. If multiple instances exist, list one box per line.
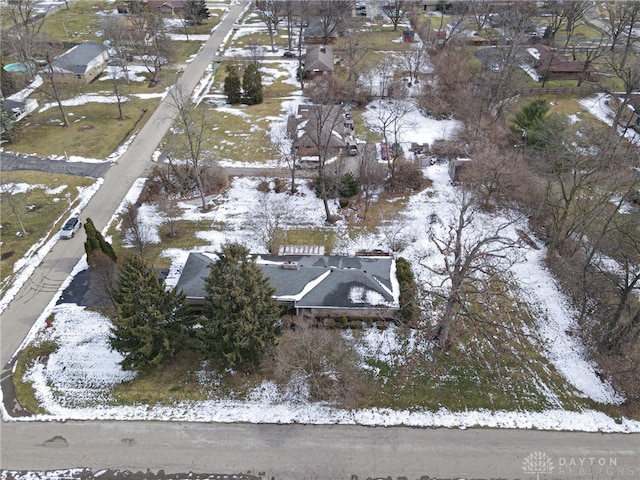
left=174, top=252, right=398, bottom=310
left=305, top=45, right=334, bottom=73
left=53, top=42, right=107, bottom=74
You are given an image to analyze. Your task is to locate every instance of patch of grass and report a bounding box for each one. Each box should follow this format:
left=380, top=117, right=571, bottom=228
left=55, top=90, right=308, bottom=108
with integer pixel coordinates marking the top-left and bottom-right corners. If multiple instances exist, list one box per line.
left=14, top=338, right=58, bottom=415
left=112, top=350, right=264, bottom=404
left=0, top=172, right=95, bottom=291
left=40, top=1, right=113, bottom=43
left=107, top=219, right=212, bottom=270
left=281, top=228, right=335, bottom=253
left=182, top=100, right=280, bottom=163
left=357, top=280, right=611, bottom=413
left=112, top=352, right=210, bottom=404
left=362, top=23, right=412, bottom=52
left=9, top=97, right=160, bottom=158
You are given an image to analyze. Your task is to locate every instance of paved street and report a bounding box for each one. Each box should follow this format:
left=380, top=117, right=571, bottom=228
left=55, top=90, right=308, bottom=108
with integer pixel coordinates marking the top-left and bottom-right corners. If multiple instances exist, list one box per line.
left=2, top=420, right=639, bottom=480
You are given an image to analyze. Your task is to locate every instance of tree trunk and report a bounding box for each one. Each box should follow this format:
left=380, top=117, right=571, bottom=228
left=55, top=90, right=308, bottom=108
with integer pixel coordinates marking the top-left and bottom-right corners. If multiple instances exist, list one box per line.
left=435, top=295, right=458, bottom=349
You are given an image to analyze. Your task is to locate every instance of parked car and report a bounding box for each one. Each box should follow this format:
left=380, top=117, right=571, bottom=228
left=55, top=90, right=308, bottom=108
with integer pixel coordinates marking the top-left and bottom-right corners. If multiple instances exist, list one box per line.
left=358, top=9, right=367, bottom=16
left=60, top=216, right=82, bottom=239
left=283, top=51, right=296, bottom=58
left=380, top=143, right=389, bottom=161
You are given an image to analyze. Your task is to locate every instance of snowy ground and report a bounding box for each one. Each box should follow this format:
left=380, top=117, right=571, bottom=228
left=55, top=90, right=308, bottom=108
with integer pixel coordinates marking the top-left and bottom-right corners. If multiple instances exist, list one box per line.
left=2, top=6, right=639, bottom=433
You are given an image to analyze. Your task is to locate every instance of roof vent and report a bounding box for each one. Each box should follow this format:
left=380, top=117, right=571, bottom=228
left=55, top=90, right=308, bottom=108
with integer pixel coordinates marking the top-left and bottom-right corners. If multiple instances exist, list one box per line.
left=282, top=261, right=299, bottom=270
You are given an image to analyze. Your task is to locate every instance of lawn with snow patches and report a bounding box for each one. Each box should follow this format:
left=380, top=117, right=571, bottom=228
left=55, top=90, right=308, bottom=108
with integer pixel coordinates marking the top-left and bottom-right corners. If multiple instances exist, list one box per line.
left=9, top=159, right=639, bottom=430
left=3, top=82, right=638, bottom=430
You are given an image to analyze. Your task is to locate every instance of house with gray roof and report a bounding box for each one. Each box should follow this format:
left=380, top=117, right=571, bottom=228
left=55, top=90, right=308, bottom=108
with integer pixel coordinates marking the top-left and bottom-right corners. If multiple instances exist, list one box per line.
left=304, top=45, right=334, bottom=79
left=174, top=252, right=400, bottom=319
left=49, top=42, right=109, bottom=83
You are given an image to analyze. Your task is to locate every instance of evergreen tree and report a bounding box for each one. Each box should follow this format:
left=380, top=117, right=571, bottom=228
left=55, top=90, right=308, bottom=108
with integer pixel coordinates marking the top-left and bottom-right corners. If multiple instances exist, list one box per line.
left=110, top=254, right=192, bottom=372
left=510, top=98, right=567, bottom=149
left=202, top=243, right=280, bottom=369
left=0, top=66, right=17, bottom=97
left=183, top=0, right=209, bottom=25
left=0, top=102, right=21, bottom=143
left=242, top=63, right=263, bottom=106
left=223, top=65, right=242, bottom=105
left=84, top=217, right=117, bottom=265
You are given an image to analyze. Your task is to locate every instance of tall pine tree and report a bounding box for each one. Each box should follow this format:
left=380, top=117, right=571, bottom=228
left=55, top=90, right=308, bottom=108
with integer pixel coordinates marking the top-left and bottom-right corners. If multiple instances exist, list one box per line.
left=0, top=102, right=21, bottom=143
left=223, top=64, right=242, bottom=105
left=242, top=63, right=263, bottom=106
left=84, top=217, right=117, bottom=265
left=202, top=243, right=280, bottom=369
left=183, top=0, right=209, bottom=25
left=110, top=254, right=192, bottom=372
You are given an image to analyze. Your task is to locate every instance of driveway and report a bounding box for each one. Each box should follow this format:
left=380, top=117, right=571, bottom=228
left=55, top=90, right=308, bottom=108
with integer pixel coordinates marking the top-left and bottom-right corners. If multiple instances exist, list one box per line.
left=1, top=151, right=112, bottom=178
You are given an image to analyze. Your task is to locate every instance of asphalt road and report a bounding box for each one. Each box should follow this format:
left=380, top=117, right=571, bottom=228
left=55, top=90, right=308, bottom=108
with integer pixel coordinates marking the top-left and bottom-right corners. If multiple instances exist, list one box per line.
left=1, top=421, right=639, bottom=480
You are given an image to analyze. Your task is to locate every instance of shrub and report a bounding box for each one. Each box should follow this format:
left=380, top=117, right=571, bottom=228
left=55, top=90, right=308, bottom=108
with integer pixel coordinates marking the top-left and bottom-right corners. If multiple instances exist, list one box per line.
left=385, top=162, right=427, bottom=194
left=395, top=257, right=419, bottom=326
left=257, top=180, right=270, bottom=192
left=274, top=178, right=287, bottom=193
left=267, top=325, right=375, bottom=407
left=323, top=318, right=336, bottom=328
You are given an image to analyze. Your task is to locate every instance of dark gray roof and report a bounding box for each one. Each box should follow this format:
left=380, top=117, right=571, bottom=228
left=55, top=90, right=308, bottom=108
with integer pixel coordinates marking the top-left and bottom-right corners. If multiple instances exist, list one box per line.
left=53, top=42, right=107, bottom=74
left=175, top=252, right=214, bottom=300
left=174, top=252, right=398, bottom=310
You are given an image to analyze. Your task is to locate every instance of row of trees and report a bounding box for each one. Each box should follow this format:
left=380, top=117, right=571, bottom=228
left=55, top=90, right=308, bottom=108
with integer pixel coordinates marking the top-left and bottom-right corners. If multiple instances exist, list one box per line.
left=223, top=63, right=264, bottom=106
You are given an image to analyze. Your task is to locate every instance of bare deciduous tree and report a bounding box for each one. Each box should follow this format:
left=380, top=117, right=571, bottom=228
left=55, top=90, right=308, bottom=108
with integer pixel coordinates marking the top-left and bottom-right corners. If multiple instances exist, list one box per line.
left=168, top=85, right=211, bottom=211
left=379, top=0, right=407, bottom=32
left=2, top=0, right=49, bottom=79
left=316, top=0, right=352, bottom=45
left=257, top=0, right=283, bottom=52
left=602, top=0, right=640, bottom=64
left=272, top=116, right=298, bottom=194
left=336, top=20, right=371, bottom=84
left=356, top=142, right=385, bottom=220
left=0, top=183, right=28, bottom=237
left=367, top=98, right=416, bottom=179
left=421, top=191, right=522, bottom=349
left=304, top=78, right=349, bottom=222
left=122, top=201, right=152, bottom=259
left=40, top=50, right=71, bottom=128
left=248, top=193, right=292, bottom=253
left=397, top=41, right=428, bottom=86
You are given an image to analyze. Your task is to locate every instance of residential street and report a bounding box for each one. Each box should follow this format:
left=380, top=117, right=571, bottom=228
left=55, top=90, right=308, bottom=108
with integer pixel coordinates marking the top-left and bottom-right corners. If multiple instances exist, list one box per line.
left=2, top=420, right=639, bottom=479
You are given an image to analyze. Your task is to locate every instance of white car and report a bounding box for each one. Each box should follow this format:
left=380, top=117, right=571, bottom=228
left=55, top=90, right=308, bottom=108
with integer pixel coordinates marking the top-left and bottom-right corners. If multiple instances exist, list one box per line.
left=60, top=217, right=82, bottom=239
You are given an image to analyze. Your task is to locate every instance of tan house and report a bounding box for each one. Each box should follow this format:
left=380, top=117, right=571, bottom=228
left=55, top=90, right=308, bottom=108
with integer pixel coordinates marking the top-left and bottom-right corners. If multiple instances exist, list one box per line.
left=49, top=42, right=109, bottom=83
